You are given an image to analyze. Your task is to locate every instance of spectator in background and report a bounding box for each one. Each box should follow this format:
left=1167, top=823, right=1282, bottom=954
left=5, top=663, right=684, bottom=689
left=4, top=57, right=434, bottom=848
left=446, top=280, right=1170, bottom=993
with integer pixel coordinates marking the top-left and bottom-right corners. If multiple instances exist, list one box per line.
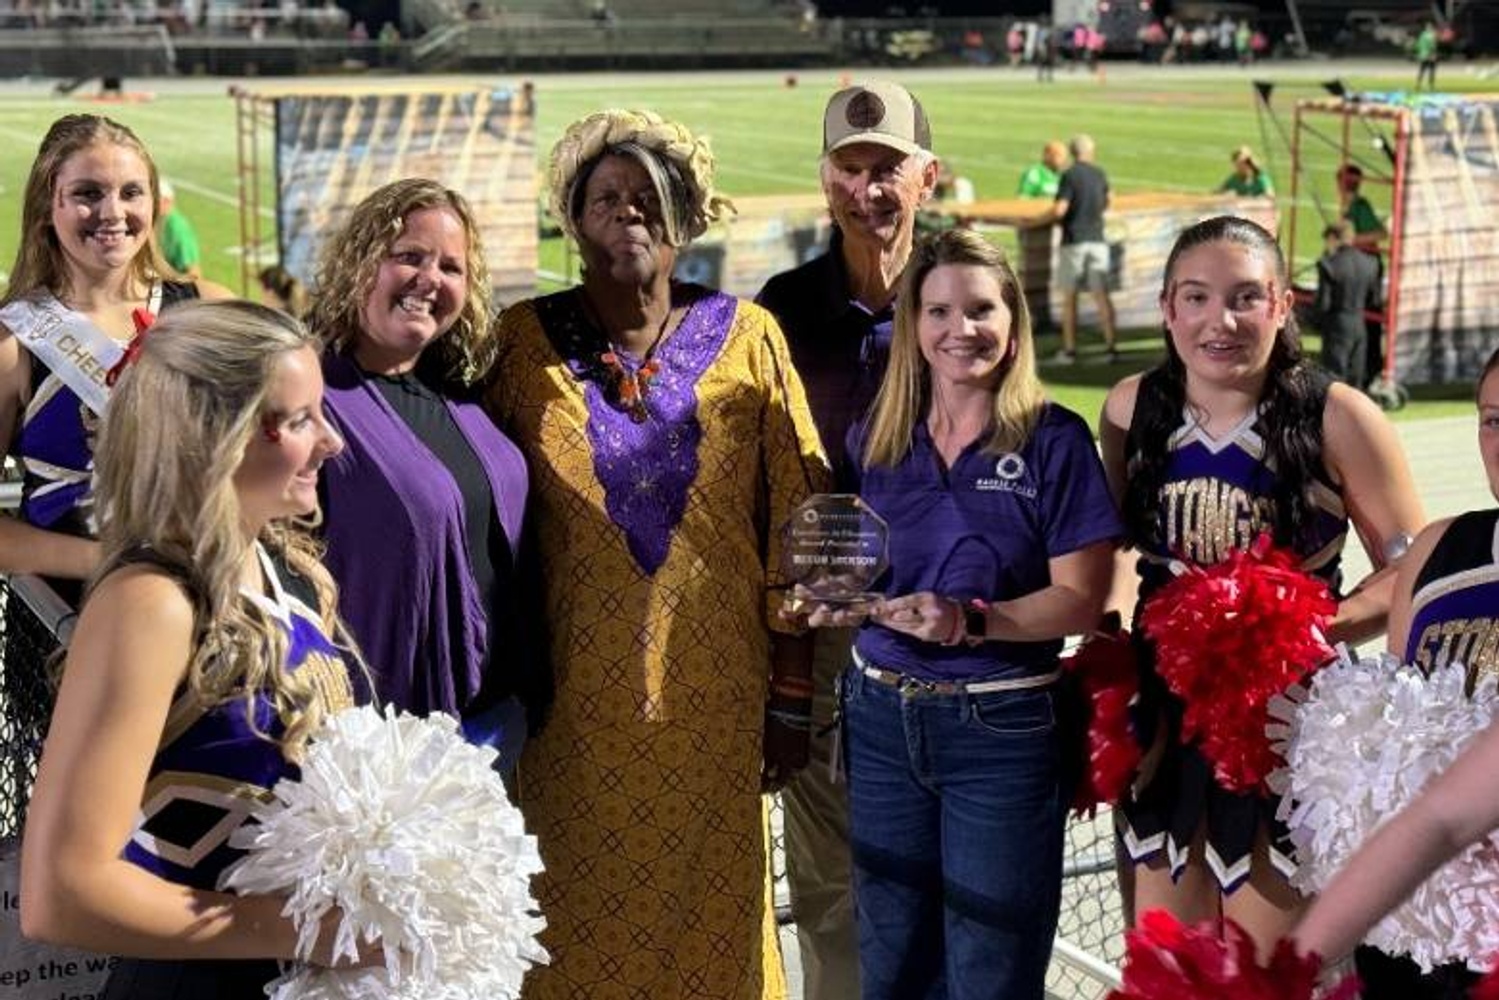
left=1140, top=17, right=1167, bottom=62
left=757, top=80, right=939, bottom=1000
left=1042, top=133, right=1117, bottom=364
left=1218, top=145, right=1273, bottom=196
left=156, top=178, right=201, bottom=278
left=1018, top=140, right=1067, bottom=198
left=1415, top=21, right=1439, bottom=90
left=1036, top=21, right=1056, bottom=81
left=1336, top=163, right=1389, bottom=382
left=1087, top=24, right=1106, bottom=71
left=376, top=21, right=402, bottom=67
left=1337, top=164, right=1386, bottom=250
left=1235, top=19, right=1253, bottom=64
left=1006, top=22, right=1023, bottom=65
left=935, top=161, right=975, bottom=204
left=1190, top=21, right=1211, bottom=59
left=258, top=264, right=310, bottom=319
left=1165, top=18, right=1185, bottom=61
left=799, top=0, right=817, bottom=33
left=961, top=28, right=990, bottom=64
left=1315, top=221, right=1381, bottom=389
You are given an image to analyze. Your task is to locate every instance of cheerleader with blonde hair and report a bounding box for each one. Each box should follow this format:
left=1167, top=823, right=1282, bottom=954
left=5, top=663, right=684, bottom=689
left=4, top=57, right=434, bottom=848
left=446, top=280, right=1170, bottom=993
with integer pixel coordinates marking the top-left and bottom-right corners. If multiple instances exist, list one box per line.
left=21, top=300, right=376, bottom=999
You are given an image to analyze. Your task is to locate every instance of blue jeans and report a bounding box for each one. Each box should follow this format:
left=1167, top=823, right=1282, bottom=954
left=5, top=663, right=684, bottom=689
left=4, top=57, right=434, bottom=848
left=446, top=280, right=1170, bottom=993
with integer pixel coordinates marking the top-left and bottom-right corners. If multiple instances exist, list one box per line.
left=841, top=666, right=1067, bottom=1000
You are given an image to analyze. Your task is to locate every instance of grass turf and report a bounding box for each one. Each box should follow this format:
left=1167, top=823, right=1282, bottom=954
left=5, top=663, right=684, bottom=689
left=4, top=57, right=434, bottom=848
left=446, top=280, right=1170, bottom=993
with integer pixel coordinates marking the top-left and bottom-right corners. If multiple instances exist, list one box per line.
left=1, top=65, right=1492, bottom=425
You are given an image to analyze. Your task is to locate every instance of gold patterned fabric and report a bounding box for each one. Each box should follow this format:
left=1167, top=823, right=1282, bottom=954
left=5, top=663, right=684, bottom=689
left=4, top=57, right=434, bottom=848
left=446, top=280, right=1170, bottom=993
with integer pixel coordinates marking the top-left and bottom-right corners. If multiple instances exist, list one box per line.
left=489, top=286, right=828, bottom=1000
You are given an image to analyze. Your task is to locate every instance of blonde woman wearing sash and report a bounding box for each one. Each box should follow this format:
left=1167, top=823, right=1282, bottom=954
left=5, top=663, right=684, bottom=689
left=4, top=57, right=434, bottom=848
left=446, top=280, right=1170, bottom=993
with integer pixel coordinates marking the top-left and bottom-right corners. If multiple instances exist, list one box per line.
left=0, top=114, right=231, bottom=592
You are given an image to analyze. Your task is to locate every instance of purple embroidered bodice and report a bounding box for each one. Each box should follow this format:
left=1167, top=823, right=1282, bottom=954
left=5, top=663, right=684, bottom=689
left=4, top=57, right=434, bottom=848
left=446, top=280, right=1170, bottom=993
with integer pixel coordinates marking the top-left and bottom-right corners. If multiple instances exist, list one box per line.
left=535, top=285, right=735, bottom=575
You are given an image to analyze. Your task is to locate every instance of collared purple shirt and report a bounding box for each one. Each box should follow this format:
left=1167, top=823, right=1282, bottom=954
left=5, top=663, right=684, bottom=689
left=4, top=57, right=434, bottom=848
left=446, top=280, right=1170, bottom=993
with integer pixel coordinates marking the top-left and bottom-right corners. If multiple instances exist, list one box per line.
left=848, top=403, right=1121, bottom=681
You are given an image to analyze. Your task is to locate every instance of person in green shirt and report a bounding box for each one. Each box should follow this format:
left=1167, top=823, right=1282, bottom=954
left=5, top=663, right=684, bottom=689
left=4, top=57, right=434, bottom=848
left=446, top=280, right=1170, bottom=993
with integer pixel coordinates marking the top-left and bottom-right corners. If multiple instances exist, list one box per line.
left=1415, top=23, right=1438, bottom=90
left=155, top=179, right=201, bottom=278
left=1017, top=140, right=1067, bottom=198
left=1218, top=145, right=1273, bottom=197
left=1337, top=164, right=1388, bottom=250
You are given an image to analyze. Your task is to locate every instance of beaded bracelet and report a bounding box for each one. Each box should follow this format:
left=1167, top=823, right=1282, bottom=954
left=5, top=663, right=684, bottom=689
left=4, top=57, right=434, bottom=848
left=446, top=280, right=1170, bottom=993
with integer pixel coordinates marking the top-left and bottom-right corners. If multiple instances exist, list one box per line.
left=770, top=675, right=816, bottom=700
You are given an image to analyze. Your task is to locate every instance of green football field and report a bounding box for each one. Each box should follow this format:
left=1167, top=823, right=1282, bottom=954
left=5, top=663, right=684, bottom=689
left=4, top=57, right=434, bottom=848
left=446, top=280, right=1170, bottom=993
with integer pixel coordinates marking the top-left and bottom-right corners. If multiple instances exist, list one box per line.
left=1, top=63, right=1493, bottom=421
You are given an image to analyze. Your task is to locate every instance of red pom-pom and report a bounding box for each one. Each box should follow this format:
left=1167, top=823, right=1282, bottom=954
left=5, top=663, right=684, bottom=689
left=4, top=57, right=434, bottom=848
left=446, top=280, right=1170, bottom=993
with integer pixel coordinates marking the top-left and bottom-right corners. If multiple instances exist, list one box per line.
left=1108, top=910, right=1359, bottom=1000
left=1139, top=534, right=1335, bottom=793
left=1062, top=622, right=1141, bottom=817
left=1471, top=962, right=1499, bottom=1000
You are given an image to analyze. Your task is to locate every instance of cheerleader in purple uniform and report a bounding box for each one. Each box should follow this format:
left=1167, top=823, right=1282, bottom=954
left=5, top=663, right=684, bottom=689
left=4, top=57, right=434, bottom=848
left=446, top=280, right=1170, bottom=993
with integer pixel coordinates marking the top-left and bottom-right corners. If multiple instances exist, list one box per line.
left=1297, top=350, right=1499, bottom=997
left=20, top=302, right=378, bottom=999
left=1100, top=216, right=1424, bottom=960
left=0, top=114, right=232, bottom=586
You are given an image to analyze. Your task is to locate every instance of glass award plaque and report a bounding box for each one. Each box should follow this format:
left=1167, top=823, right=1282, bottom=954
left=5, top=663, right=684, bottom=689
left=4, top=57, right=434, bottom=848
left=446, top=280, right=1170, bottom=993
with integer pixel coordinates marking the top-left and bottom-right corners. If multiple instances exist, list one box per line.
left=782, top=494, right=890, bottom=605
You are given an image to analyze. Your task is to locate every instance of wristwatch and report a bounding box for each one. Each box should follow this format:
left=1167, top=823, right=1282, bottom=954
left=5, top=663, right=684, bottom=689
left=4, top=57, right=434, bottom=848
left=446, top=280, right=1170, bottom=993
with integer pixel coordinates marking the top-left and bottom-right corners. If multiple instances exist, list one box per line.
left=964, top=600, right=989, bottom=643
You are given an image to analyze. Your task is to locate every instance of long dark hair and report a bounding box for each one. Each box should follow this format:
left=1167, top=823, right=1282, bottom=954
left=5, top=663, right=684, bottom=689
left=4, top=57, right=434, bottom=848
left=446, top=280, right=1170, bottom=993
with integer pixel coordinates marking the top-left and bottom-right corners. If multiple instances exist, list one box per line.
left=1124, top=215, right=1330, bottom=551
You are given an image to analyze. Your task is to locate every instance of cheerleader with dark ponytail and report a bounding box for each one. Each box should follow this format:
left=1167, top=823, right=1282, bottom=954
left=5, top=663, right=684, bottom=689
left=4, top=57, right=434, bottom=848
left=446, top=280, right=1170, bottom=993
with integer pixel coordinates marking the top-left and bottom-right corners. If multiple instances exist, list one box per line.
left=1100, top=216, right=1424, bottom=960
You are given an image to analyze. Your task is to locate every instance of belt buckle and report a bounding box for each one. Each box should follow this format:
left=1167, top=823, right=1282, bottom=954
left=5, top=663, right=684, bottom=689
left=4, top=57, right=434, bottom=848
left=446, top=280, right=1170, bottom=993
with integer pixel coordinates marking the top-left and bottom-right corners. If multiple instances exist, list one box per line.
left=898, top=675, right=930, bottom=697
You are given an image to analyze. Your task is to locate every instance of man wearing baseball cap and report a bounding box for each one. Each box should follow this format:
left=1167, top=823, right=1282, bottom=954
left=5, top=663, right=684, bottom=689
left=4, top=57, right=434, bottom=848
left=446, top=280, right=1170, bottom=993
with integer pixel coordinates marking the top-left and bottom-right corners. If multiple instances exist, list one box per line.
left=756, top=80, right=939, bottom=1000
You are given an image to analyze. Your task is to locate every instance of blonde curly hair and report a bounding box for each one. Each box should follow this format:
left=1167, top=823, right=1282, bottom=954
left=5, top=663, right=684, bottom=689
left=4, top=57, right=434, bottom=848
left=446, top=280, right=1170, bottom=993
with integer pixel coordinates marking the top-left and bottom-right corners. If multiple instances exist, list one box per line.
left=309, top=178, right=492, bottom=389
left=547, top=109, right=733, bottom=248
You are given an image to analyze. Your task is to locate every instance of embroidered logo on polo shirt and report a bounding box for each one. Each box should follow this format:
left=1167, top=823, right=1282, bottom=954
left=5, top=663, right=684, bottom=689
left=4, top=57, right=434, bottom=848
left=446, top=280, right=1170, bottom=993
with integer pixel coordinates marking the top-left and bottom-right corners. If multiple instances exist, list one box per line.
left=975, top=453, right=1036, bottom=497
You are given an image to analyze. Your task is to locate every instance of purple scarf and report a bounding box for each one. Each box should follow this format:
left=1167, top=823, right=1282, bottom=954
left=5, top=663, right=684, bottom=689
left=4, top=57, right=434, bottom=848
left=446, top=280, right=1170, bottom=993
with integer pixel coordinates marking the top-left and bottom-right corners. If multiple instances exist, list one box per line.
left=319, top=351, right=528, bottom=716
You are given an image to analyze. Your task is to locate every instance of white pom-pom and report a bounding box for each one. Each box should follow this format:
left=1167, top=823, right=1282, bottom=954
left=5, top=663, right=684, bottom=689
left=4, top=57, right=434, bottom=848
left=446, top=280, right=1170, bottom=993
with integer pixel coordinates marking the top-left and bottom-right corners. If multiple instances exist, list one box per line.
left=220, top=705, right=548, bottom=998
left=1271, top=651, right=1499, bottom=971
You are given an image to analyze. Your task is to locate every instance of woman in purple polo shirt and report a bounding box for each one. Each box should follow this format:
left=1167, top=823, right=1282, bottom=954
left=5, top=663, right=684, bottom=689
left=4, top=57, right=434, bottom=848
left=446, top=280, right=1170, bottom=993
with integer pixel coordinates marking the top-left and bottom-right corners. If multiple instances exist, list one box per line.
left=813, top=228, right=1120, bottom=999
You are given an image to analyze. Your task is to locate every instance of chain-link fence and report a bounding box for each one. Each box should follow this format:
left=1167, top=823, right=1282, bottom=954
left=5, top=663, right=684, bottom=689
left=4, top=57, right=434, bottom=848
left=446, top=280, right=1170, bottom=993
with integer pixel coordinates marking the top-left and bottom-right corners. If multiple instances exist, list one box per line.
left=0, top=576, right=68, bottom=841
left=1050, top=809, right=1127, bottom=997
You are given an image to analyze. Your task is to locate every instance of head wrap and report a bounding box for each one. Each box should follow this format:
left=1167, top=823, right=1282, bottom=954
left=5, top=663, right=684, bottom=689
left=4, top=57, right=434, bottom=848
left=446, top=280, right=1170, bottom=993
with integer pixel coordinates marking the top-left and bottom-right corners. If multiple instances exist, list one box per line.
left=546, top=109, right=733, bottom=247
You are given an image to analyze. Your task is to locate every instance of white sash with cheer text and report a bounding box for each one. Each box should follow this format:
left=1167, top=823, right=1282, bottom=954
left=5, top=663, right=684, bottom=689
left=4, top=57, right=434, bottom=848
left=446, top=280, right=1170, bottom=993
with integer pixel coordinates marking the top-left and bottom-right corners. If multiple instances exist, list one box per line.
left=0, top=293, right=125, bottom=417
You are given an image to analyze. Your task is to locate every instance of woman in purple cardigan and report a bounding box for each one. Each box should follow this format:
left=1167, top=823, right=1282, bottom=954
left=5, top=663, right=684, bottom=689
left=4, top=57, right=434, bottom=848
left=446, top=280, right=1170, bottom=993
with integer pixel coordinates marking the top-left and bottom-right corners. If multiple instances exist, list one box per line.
left=310, top=178, right=545, bottom=767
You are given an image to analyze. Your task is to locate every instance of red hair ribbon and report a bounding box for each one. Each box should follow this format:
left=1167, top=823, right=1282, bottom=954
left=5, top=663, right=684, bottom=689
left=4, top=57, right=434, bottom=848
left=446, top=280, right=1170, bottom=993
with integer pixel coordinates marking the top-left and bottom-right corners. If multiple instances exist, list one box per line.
left=104, top=308, right=157, bottom=387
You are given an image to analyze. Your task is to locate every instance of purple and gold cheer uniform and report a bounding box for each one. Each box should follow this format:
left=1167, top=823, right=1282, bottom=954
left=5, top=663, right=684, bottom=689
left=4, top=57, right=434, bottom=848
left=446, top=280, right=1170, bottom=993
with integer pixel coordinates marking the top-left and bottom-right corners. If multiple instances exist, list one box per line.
left=1405, top=509, right=1499, bottom=691
left=104, top=545, right=357, bottom=1000
left=1118, top=388, right=1349, bottom=891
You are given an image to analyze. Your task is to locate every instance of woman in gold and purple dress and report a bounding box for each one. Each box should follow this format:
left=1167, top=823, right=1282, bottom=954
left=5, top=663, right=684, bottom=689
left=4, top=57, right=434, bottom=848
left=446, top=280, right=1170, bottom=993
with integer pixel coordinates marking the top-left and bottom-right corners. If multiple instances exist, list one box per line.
left=488, top=110, right=828, bottom=1000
